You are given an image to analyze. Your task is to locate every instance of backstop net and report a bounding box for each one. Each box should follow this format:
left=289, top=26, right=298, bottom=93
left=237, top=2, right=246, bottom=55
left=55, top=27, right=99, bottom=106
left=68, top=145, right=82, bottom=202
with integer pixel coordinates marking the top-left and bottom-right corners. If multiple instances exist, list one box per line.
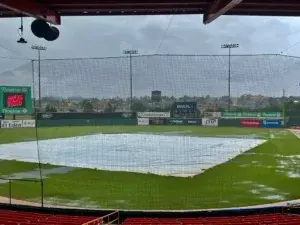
left=1, top=54, right=300, bottom=209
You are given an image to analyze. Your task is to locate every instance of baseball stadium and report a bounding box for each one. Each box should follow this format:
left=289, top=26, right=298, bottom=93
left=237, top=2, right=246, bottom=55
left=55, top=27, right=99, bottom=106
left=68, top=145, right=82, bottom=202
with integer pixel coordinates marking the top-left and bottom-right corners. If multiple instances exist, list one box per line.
left=1, top=1, right=300, bottom=225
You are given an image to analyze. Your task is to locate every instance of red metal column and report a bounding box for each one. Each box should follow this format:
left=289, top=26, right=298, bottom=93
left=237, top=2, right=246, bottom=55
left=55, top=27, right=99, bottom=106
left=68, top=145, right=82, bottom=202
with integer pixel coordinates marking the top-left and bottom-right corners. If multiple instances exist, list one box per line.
left=0, top=0, right=61, bottom=25
left=203, top=0, right=243, bottom=24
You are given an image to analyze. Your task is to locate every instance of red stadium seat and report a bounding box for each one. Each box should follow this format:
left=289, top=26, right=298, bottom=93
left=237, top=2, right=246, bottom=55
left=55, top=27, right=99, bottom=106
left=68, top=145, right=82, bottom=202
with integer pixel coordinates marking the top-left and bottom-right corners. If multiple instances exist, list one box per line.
left=123, top=213, right=300, bottom=225
left=0, top=209, right=100, bottom=225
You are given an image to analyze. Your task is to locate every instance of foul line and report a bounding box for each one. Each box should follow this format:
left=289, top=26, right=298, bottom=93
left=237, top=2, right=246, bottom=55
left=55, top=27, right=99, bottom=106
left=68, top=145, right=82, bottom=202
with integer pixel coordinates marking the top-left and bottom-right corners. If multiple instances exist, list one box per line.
left=287, top=129, right=300, bottom=139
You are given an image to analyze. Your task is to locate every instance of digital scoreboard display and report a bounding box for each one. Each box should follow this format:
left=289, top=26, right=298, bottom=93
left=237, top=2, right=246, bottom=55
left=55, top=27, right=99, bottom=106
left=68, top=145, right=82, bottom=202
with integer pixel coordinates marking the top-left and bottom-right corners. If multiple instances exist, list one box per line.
left=4, top=93, right=26, bottom=108
left=0, top=86, right=32, bottom=114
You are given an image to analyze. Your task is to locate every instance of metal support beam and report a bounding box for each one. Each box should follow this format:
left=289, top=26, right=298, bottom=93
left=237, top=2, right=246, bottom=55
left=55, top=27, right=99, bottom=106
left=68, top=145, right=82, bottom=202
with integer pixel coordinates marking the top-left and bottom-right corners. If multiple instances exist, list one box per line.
left=203, top=0, right=243, bottom=24
left=0, top=0, right=61, bottom=25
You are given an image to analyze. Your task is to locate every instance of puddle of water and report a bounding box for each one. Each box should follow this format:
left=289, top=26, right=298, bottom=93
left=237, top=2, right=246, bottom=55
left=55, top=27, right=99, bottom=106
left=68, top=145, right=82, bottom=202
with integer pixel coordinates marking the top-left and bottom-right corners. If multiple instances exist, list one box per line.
left=261, top=195, right=286, bottom=201
left=287, top=171, right=300, bottom=178
left=0, top=167, right=77, bottom=184
left=237, top=181, right=288, bottom=201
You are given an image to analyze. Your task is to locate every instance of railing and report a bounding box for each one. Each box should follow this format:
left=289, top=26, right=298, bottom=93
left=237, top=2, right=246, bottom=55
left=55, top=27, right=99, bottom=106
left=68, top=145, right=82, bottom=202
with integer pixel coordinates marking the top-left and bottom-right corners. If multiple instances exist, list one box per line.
left=281, top=205, right=300, bottom=215
left=82, top=211, right=120, bottom=225
left=0, top=177, right=42, bottom=205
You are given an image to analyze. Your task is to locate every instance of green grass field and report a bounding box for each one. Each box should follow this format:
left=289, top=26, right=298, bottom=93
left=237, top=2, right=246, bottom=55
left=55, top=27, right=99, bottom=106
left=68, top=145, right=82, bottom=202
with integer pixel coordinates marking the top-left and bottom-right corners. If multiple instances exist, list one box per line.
left=0, top=126, right=300, bottom=210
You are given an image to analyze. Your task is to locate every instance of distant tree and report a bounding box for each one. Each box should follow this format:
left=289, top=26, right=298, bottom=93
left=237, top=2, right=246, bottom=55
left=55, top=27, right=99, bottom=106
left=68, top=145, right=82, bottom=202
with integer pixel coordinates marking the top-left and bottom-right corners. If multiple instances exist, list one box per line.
left=131, top=102, right=147, bottom=112
left=82, top=100, right=94, bottom=112
left=45, top=104, right=57, bottom=112
left=153, top=107, right=164, bottom=112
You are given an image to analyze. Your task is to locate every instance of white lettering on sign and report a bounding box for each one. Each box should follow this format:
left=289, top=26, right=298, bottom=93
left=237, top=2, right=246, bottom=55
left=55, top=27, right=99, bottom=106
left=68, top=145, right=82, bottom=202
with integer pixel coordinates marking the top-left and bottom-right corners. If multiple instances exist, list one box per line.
left=177, top=105, right=191, bottom=109
left=137, top=112, right=170, bottom=118
left=1, top=120, right=22, bottom=129
left=22, top=120, right=36, bottom=128
left=202, top=118, right=218, bottom=127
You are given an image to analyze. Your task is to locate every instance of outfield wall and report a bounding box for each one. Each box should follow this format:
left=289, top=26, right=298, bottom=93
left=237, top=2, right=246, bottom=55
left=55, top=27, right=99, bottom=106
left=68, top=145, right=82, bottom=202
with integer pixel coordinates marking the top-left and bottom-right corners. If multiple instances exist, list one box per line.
left=0, top=111, right=296, bottom=129
left=0, top=117, right=288, bottom=129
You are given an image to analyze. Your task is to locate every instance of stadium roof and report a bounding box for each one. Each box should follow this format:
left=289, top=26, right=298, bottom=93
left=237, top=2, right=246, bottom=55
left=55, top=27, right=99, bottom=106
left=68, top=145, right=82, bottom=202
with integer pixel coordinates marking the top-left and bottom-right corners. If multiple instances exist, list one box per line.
left=0, top=0, right=299, bottom=26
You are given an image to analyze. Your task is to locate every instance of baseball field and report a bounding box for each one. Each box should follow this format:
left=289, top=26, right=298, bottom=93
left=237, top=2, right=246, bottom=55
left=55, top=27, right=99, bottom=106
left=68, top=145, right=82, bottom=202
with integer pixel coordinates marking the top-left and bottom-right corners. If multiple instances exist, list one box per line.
left=0, top=126, right=300, bottom=210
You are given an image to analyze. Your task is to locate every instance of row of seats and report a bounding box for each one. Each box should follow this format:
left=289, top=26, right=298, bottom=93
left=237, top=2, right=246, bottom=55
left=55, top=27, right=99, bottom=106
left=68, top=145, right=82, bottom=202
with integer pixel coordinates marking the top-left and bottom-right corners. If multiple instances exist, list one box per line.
left=0, top=209, right=100, bottom=225
left=122, top=213, right=300, bottom=225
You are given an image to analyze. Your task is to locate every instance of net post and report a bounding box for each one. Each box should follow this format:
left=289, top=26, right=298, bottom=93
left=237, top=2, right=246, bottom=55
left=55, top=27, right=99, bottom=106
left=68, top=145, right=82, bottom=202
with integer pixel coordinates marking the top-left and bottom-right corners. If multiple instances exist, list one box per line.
left=9, top=179, right=11, bottom=204
left=41, top=179, right=44, bottom=207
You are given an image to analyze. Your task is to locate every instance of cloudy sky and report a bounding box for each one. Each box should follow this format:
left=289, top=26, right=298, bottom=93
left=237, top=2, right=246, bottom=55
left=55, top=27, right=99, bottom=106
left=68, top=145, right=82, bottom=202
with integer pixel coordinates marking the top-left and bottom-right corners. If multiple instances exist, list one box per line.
left=1, top=15, right=300, bottom=98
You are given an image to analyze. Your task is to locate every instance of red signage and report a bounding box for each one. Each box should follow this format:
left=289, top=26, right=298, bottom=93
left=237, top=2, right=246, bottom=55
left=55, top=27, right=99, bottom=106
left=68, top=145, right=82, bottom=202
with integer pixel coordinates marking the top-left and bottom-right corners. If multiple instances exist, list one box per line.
left=5, top=94, right=25, bottom=108
left=240, top=119, right=260, bottom=128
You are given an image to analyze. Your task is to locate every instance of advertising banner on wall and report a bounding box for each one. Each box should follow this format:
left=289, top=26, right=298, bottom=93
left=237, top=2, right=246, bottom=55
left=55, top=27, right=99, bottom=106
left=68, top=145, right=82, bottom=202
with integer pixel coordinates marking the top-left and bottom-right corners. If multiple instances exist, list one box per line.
left=137, top=112, right=170, bottom=118
left=168, top=119, right=185, bottom=125
left=202, top=118, right=218, bottom=126
left=1, top=120, right=22, bottom=128
left=260, top=120, right=282, bottom=128
left=167, top=118, right=201, bottom=125
left=22, top=120, right=36, bottom=128
left=37, top=112, right=137, bottom=120
left=186, top=119, right=201, bottom=125
left=240, top=119, right=260, bottom=128
left=137, top=118, right=149, bottom=125
left=222, top=111, right=282, bottom=118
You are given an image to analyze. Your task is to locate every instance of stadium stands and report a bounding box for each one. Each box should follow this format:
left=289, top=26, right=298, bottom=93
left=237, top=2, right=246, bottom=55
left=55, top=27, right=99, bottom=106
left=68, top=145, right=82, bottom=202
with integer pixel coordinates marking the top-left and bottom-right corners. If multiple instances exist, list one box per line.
left=1, top=209, right=300, bottom=225
left=122, top=213, right=300, bottom=225
left=0, top=209, right=99, bottom=225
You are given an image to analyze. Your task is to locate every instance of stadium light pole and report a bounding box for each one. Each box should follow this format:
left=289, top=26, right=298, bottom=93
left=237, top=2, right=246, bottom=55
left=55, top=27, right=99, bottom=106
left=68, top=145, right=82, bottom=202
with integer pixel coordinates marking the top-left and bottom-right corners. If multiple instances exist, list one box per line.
left=221, top=43, right=239, bottom=110
left=123, top=49, right=138, bottom=112
left=31, top=45, right=47, bottom=109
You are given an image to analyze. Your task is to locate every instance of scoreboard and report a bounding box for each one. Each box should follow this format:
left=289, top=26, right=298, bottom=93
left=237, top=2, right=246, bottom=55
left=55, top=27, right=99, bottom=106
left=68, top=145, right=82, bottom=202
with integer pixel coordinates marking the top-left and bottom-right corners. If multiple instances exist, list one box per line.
left=172, top=102, right=197, bottom=118
left=0, top=86, right=32, bottom=114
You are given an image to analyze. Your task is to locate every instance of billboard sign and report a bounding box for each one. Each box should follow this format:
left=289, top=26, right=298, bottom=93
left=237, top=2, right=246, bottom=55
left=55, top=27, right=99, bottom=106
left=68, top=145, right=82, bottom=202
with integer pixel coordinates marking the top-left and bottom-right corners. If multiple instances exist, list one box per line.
left=151, top=90, right=162, bottom=102
left=168, top=119, right=185, bottom=125
left=137, top=118, right=149, bottom=125
left=22, top=120, right=36, bottom=128
left=1, top=120, right=22, bottom=128
left=202, top=118, right=218, bottom=126
left=0, top=86, right=32, bottom=114
left=240, top=119, right=260, bottom=128
left=260, top=120, right=282, bottom=128
left=186, top=119, right=201, bottom=125
left=221, top=111, right=282, bottom=118
left=174, top=102, right=197, bottom=110
left=137, top=112, right=170, bottom=118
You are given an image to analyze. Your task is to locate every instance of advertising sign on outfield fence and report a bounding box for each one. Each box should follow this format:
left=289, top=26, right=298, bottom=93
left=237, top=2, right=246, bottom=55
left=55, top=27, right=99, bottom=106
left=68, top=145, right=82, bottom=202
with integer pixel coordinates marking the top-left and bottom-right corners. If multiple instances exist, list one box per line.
left=137, top=118, right=149, bottom=125
left=240, top=119, right=260, bottom=128
left=137, top=112, right=170, bottom=118
left=186, top=119, right=201, bottom=125
left=222, top=111, right=282, bottom=118
left=202, top=118, right=218, bottom=126
left=22, top=120, right=36, bottom=128
left=260, top=120, right=282, bottom=128
left=168, top=119, right=185, bottom=125
left=1, top=120, right=22, bottom=128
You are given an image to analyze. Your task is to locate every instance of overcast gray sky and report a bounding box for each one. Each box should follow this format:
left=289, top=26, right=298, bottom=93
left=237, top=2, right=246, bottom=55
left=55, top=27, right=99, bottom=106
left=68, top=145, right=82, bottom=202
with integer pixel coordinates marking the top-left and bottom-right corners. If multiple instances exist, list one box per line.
left=1, top=15, right=300, bottom=98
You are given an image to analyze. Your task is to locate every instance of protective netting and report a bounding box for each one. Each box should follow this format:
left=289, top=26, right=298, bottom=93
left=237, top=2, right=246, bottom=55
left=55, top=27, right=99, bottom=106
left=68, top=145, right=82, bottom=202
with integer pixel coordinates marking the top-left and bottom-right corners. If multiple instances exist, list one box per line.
left=1, top=54, right=300, bottom=209
left=34, top=54, right=299, bottom=98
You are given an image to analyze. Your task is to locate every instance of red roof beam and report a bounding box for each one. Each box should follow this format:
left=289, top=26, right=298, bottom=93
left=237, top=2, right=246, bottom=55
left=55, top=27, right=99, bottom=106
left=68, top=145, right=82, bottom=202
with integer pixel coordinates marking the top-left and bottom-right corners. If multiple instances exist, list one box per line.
left=203, top=0, right=243, bottom=24
left=0, top=0, right=61, bottom=25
